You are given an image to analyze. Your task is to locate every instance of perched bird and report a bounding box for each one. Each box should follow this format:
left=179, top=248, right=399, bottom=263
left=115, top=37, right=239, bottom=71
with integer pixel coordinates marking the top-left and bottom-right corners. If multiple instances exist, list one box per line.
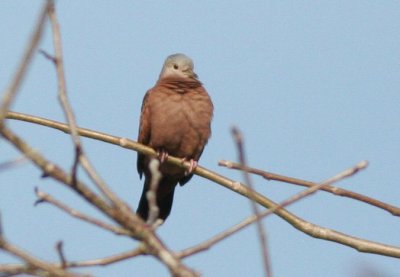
left=136, top=53, right=213, bottom=222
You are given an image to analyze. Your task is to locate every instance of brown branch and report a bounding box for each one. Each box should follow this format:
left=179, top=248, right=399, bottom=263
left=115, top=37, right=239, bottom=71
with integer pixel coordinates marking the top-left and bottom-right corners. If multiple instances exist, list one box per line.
left=46, top=1, right=82, bottom=186
left=0, top=264, right=39, bottom=277
left=0, top=125, right=197, bottom=276
left=65, top=246, right=146, bottom=268
left=231, top=127, right=271, bottom=277
left=44, top=1, right=123, bottom=207
left=8, top=111, right=399, bottom=218
left=0, top=246, right=145, bottom=274
left=0, top=1, right=50, bottom=126
left=219, top=159, right=400, bottom=216
left=0, top=155, right=28, bottom=172
left=34, top=188, right=131, bottom=236
left=179, top=160, right=369, bottom=258
left=5, top=111, right=400, bottom=258
left=0, top=229, right=78, bottom=277
left=55, top=241, right=67, bottom=269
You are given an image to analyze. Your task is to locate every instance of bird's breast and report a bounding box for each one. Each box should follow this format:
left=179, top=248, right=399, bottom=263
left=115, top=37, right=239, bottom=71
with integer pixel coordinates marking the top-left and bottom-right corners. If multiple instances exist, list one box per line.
left=148, top=87, right=213, bottom=159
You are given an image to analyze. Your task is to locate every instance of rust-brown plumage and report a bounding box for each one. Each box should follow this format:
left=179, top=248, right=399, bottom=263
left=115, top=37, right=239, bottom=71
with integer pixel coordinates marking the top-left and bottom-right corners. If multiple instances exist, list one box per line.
left=137, top=54, right=213, bottom=221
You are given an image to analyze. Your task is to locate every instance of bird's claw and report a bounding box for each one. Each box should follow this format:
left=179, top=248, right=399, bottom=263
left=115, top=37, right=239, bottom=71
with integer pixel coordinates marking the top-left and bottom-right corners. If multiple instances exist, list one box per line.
left=181, top=158, right=198, bottom=175
left=157, top=149, right=169, bottom=163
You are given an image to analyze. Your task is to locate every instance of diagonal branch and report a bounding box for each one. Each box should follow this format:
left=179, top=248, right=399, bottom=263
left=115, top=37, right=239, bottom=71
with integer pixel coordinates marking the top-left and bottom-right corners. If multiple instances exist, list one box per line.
left=65, top=246, right=146, bottom=268
left=219, top=159, right=400, bottom=216
left=34, top=188, right=131, bottom=236
left=231, top=127, right=271, bottom=277
left=5, top=111, right=400, bottom=258
left=0, top=246, right=145, bottom=273
left=0, top=155, right=28, bottom=172
left=0, top=1, right=50, bottom=126
left=178, top=160, right=369, bottom=258
left=8, top=111, right=399, bottom=218
left=44, top=0, right=123, bottom=208
left=0, top=227, right=79, bottom=277
left=0, top=125, right=198, bottom=276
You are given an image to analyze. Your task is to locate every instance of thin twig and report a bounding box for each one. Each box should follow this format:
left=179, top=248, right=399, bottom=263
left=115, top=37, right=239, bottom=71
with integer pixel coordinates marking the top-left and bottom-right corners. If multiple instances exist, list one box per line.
left=0, top=212, right=3, bottom=235
left=242, top=161, right=371, bottom=237
left=46, top=3, right=76, bottom=141
left=66, top=245, right=146, bottom=267
left=0, top=155, right=28, bottom=172
left=45, top=1, right=124, bottom=207
left=0, top=264, right=39, bottom=276
left=46, top=1, right=81, bottom=170
left=0, top=245, right=146, bottom=272
left=71, top=146, right=81, bottom=186
left=0, top=1, right=50, bottom=126
left=39, top=48, right=56, bottom=62
left=56, top=241, right=67, bottom=269
left=0, top=221, right=78, bottom=277
left=178, top=161, right=369, bottom=258
left=34, top=188, right=131, bottom=236
left=231, top=127, right=272, bottom=277
left=218, top=159, right=400, bottom=216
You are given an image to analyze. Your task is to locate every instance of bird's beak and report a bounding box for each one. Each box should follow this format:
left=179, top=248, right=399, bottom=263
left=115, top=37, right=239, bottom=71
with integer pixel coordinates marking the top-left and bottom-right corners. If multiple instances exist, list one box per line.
left=183, top=67, right=198, bottom=79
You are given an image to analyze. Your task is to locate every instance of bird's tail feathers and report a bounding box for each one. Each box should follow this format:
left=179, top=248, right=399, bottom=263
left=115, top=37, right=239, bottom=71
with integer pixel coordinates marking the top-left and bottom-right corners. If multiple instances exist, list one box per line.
left=136, top=176, right=178, bottom=221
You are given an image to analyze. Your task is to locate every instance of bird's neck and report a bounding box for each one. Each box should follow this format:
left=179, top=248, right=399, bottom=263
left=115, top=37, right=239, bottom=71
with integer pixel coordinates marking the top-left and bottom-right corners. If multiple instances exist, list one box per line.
left=157, top=77, right=203, bottom=91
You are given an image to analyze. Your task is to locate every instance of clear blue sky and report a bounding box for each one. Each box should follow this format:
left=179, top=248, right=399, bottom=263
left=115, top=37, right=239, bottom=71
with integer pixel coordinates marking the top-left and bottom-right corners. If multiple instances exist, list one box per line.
left=1, top=1, right=400, bottom=276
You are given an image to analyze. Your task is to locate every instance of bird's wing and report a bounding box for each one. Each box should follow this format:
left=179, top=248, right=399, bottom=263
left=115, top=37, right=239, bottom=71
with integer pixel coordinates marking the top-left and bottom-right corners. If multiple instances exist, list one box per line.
left=136, top=90, right=152, bottom=178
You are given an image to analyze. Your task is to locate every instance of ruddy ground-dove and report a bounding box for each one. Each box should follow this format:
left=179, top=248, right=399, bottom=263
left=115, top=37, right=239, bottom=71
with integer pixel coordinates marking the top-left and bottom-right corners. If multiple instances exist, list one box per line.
left=136, top=53, right=213, bottom=221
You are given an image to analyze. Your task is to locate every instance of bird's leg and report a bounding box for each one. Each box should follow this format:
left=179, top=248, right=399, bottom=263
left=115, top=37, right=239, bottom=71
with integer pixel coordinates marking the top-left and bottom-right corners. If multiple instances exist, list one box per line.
left=157, top=149, right=169, bottom=163
left=181, top=158, right=198, bottom=175
left=150, top=219, right=164, bottom=230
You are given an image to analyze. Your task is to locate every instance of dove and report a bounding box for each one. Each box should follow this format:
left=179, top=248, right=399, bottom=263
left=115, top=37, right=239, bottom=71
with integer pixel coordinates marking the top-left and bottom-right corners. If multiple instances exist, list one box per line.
left=136, top=53, right=213, bottom=222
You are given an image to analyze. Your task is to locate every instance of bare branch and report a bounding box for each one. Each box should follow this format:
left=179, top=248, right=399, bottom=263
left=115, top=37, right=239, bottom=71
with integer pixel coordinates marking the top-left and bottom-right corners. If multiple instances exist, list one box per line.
left=0, top=155, right=27, bottom=172
left=0, top=246, right=145, bottom=274
left=231, top=127, right=271, bottom=277
left=39, top=48, right=57, bottom=63
left=0, top=213, right=3, bottom=236
left=46, top=1, right=79, bottom=146
left=46, top=1, right=82, bottom=178
left=65, top=246, right=146, bottom=268
left=0, top=1, right=50, bottom=126
left=0, top=264, right=41, bottom=277
left=219, top=159, right=400, bottom=216
left=55, top=241, right=67, bottom=269
left=178, top=160, right=369, bottom=258
left=5, top=111, right=400, bottom=259
left=45, top=0, right=123, bottom=207
left=34, top=188, right=131, bottom=236
left=0, top=218, right=79, bottom=277
left=8, top=111, right=399, bottom=218
left=0, top=124, right=197, bottom=276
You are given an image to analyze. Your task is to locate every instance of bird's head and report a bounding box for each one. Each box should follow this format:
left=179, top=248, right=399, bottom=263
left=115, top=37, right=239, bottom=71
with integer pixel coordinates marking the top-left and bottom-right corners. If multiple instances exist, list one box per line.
left=159, top=53, right=198, bottom=80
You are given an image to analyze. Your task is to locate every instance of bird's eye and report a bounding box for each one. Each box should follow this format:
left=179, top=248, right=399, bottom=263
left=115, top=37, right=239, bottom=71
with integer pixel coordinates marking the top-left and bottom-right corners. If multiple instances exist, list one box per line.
left=173, top=64, right=179, bottom=70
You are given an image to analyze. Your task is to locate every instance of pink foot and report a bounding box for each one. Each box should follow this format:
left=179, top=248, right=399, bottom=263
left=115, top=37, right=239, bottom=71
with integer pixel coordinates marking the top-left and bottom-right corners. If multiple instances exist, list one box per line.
left=181, top=158, right=198, bottom=175
left=157, top=149, right=169, bottom=163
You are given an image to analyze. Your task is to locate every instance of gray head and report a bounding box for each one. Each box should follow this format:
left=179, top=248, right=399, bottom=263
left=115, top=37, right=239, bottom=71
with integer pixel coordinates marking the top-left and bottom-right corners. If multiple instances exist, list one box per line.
left=159, top=53, right=198, bottom=80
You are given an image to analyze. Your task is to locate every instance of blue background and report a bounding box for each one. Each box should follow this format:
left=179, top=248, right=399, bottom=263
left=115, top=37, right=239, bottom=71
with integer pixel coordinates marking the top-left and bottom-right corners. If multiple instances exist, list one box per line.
left=1, top=1, right=399, bottom=276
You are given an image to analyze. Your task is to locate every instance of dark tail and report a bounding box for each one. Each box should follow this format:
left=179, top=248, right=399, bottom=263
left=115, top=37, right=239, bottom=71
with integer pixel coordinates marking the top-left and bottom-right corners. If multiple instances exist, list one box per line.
left=136, top=176, right=178, bottom=221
